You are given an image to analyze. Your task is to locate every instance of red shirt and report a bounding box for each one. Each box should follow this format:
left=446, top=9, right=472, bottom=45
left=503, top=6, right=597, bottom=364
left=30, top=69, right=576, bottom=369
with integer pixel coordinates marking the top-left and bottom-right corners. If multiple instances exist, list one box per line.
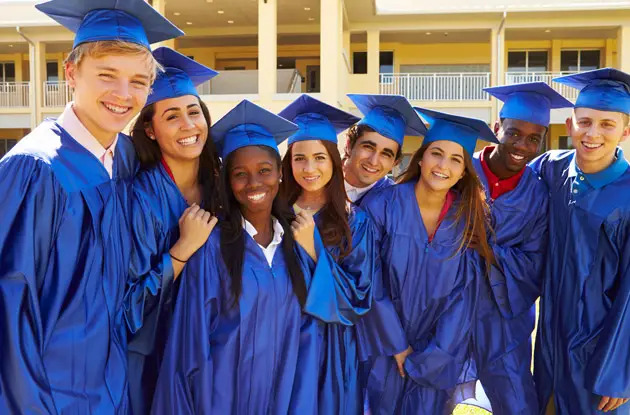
left=161, top=158, right=176, bottom=182
left=479, top=146, right=525, bottom=200
left=428, top=189, right=456, bottom=243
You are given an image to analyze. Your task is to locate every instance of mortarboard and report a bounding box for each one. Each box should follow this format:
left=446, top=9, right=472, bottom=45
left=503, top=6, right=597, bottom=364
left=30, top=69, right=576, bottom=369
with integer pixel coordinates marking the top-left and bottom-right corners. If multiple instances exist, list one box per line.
left=553, top=68, right=630, bottom=115
left=36, top=0, right=184, bottom=49
left=146, top=47, right=219, bottom=107
left=278, top=94, right=360, bottom=145
left=414, top=107, right=498, bottom=156
left=484, top=82, right=573, bottom=127
left=212, top=100, right=298, bottom=159
left=347, top=94, right=427, bottom=146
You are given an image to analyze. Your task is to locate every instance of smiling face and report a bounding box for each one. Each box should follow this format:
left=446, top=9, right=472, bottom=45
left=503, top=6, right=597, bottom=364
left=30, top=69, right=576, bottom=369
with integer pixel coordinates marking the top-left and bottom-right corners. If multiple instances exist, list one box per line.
left=344, top=131, right=400, bottom=187
left=66, top=52, right=153, bottom=144
left=229, top=146, right=282, bottom=218
left=148, top=95, right=208, bottom=165
left=568, top=107, right=630, bottom=173
left=495, top=118, right=546, bottom=172
left=419, top=140, right=466, bottom=192
left=290, top=140, right=334, bottom=194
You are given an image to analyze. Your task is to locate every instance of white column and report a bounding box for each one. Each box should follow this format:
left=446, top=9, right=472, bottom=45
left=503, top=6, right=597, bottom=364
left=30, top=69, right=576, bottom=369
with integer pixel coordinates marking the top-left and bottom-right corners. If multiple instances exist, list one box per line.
left=258, top=0, right=277, bottom=103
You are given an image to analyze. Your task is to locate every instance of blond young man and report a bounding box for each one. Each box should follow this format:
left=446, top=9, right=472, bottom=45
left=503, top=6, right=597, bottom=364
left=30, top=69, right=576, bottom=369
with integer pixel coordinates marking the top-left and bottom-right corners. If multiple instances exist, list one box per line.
left=0, top=1, right=182, bottom=413
left=531, top=68, right=630, bottom=414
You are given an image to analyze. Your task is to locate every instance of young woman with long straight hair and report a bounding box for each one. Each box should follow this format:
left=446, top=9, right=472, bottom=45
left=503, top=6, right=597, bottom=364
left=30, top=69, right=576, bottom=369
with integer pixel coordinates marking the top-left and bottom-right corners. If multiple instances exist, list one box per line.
left=356, top=108, right=498, bottom=414
left=152, top=99, right=365, bottom=414
left=126, top=48, right=222, bottom=415
left=278, top=94, right=381, bottom=414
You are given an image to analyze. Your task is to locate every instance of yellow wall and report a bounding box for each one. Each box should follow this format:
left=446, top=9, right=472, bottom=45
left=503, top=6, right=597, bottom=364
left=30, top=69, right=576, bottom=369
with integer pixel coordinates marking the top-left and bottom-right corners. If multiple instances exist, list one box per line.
left=0, top=128, right=29, bottom=139
left=351, top=42, right=491, bottom=72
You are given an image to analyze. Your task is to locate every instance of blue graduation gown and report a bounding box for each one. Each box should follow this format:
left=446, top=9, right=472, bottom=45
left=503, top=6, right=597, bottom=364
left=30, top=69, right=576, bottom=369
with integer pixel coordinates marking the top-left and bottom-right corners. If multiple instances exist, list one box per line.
left=354, top=176, right=394, bottom=206
left=126, top=164, right=188, bottom=415
left=530, top=149, right=630, bottom=414
left=307, top=207, right=377, bottom=415
left=470, top=152, right=548, bottom=415
left=0, top=121, right=140, bottom=414
left=356, top=181, right=479, bottom=415
left=152, top=222, right=365, bottom=414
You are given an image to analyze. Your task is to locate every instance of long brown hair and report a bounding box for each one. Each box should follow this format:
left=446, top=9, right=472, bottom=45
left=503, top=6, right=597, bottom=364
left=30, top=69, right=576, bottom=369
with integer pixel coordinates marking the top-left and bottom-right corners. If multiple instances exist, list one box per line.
left=398, top=143, right=494, bottom=271
left=281, top=140, right=353, bottom=258
left=131, top=98, right=223, bottom=216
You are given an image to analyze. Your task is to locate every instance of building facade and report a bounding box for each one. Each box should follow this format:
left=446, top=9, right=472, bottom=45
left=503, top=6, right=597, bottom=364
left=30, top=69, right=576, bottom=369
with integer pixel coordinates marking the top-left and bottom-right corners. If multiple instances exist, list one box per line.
left=1, top=0, right=629, bottom=163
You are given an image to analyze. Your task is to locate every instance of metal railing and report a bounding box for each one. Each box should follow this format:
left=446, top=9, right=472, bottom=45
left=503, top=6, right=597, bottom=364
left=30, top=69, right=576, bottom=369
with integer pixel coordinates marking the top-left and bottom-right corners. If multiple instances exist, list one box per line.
left=196, top=68, right=303, bottom=95
left=0, top=82, right=30, bottom=108
left=44, top=81, right=72, bottom=107
left=379, top=72, right=491, bottom=101
left=505, top=71, right=579, bottom=101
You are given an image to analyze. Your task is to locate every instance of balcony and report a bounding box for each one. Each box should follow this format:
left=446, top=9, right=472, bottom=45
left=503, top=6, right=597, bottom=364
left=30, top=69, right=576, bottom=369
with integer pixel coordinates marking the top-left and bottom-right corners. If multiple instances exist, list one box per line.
left=505, top=72, right=579, bottom=101
left=379, top=73, right=491, bottom=101
left=44, top=81, right=72, bottom=108
left=0, top=82, right=30, bottom=108
left=196, top=68, right=302, bottom=96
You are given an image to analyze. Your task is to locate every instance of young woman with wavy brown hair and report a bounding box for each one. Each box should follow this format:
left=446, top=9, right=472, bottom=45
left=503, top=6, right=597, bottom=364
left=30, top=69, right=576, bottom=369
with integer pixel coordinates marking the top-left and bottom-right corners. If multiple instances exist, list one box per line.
left=356, top=108, right=497, bottom=415
left=126, top=48, right=222, bottom=415
left=278, top=94, right=381, bottom=415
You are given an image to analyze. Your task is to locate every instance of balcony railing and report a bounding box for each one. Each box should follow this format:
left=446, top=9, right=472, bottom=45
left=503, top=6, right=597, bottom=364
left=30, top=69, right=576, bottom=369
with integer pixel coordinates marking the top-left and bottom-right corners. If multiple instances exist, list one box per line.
left=197, top=68, right=303, bottom=95
left=0, top=82, right=30, bottom=108
left=44, top=81, right=72, bottom=107
left=380, top=73, right=491, bottom=101
left=505, top=71, right=579, bottom=101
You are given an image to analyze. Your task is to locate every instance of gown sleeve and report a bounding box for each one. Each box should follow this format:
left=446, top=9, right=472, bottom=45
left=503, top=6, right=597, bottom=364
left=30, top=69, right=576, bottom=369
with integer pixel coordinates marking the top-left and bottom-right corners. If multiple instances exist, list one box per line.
left=585, top=216, right=630, bottom=398
left=0, top=156, right=61, bottom=414
left=302, top=209, right=375, bottom=326
left=403, top=253, right=479, bottom=390
left=124, top=189, right=176, bottom=341
left=355, top=195, right=409, bottom=359
left=487, top=196, right=548, bottom=318
left=150, top=238, right=221, bottom=414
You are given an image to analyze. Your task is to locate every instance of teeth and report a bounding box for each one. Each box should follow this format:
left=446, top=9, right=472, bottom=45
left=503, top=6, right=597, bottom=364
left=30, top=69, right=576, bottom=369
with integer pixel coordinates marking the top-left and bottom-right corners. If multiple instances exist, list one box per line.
left=362, top=165, right=378, bottom=173
left=248, top=193, right=265, bottom=201
left=432, top=172, right=449, bottom=179
left=178, top=136, right=198, bottom=146
left=510, top=153, right=525, bottom=160
left=104, top=103, right=129, bottom=114
left=582, top=142, right=602, bottom=149
left=303, top=176, right=320, bottom=182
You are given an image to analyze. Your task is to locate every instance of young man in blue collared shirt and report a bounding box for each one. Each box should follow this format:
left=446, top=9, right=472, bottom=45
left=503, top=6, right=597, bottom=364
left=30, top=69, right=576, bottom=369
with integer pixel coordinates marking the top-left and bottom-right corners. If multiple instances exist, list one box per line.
left=530, top=68, right=630, bottom=414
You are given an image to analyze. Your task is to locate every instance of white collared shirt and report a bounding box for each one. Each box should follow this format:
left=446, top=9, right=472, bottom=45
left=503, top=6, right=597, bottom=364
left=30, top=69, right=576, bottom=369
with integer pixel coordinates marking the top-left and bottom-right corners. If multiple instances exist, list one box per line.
left=242, top=216, right=284, bottom=267
left=344, top=179, right=377, bottom=203
left=56, top=102, right=118, bottom=178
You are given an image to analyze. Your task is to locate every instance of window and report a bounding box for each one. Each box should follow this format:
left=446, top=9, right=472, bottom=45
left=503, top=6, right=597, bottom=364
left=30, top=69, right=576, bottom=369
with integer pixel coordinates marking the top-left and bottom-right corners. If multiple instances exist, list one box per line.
left=353, top=52, right=367, bottom=74
left=277, top=57, right=296, bottom=69
left=558, top=135, right=573, bottom=150
left=561, top=50, right=600, bottom=72
left=0, top=139, right=17, bottom=158
left=0, top=62, right=16, bottom=82
left=507, top=51, right=548, bottom=72
left=380, top=51, right=393, bottom=74
left=46, top=61, right=59, bottom=82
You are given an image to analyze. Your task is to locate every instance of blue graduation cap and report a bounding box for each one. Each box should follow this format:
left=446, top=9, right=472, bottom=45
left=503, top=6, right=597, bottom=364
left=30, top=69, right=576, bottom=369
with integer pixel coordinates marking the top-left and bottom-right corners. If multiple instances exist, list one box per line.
left=146, top=47, right=219, bottom=107
left=278, top=94, right=360, bottom=145
left=347, top=94, right=427, bottom=147
left=414, top=107, right=498, bottom=156
left=484, top=82, right=573, bottom=127
left=35, top=0, right=184, bottom=49
left=553, top=68, right=630, bottom=114
left=212, top=100, right=298, bottom=159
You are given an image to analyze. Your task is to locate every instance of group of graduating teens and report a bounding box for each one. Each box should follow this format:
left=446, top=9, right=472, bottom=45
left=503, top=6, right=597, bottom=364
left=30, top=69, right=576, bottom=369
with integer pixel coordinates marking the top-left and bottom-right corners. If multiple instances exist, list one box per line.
left=2, top=1, right=630, bottom=415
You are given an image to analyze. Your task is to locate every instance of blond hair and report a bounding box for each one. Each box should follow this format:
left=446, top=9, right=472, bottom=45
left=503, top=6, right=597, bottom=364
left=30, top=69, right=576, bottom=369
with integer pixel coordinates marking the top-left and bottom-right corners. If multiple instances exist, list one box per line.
left=64, top=40, right=161, bottom=82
